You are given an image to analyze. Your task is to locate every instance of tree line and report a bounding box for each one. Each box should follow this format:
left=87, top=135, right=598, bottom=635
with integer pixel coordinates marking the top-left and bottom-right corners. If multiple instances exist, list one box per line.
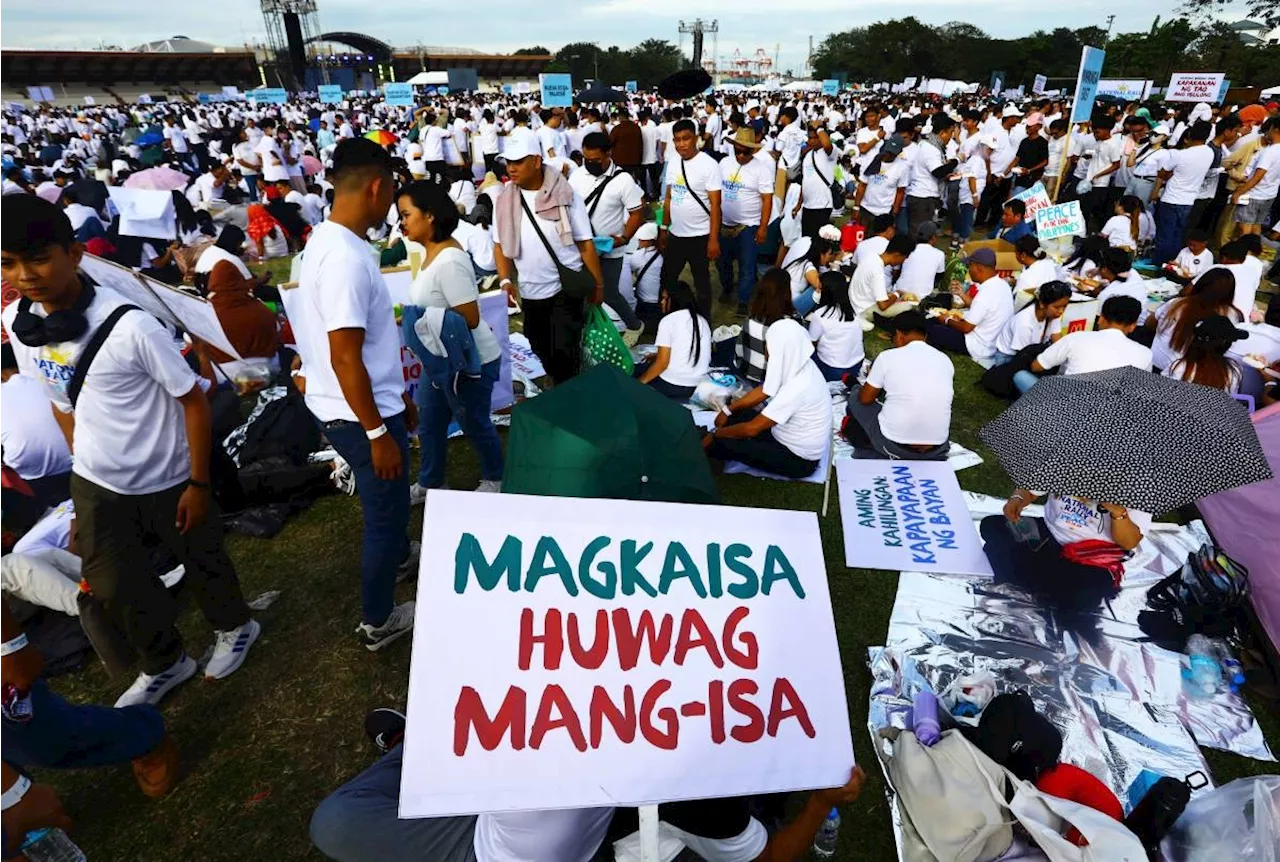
left=514, top=40, right=689, bottom=89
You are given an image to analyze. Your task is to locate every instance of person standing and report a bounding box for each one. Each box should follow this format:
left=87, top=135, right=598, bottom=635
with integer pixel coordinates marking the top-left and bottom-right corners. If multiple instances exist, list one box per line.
left=609, top=112, right=643, bottom=184
left=639, top=107, right=661, bottom=198
left=904, top=115, right=957, bottom=239
left=569, top=132, right=646, bottom=343
left=1152, top=122, right=1214, bottom=264
left=717, top=128, right=774, bottom=315
left=660, top=119, right=722, bottom=319
left=1, top=195, right=259, bottom=707
left=287, top=138, right=418, bottom=652
left=492, top=137, right=604, bottom=385
left=795, top=120, right=839, bottom=240
left=232, top=125, right=262, bottom=202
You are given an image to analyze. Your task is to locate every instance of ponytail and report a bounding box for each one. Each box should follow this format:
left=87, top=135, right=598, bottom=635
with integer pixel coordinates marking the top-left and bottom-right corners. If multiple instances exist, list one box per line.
left=1120, top=195, right=1143, bottom=244
left=661, top=280, right=704, bottom=364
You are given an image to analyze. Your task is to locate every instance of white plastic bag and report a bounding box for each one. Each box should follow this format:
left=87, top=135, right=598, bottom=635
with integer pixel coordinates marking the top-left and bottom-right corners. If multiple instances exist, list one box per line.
left=1161, top=776, right=1279, bottom=862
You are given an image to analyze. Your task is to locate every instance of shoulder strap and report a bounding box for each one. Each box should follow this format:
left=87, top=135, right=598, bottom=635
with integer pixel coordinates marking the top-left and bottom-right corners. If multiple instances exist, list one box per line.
left=809, top=149, right=831, bottom=187
left=584, top=170, right=625, bottom=220
left=680, top=159, right=711, bottom=216
left=634, top=250, right=659, bottom=284
left=518, top=193, right=568, bottom=271
left=68, top=304, right=141, bottom=408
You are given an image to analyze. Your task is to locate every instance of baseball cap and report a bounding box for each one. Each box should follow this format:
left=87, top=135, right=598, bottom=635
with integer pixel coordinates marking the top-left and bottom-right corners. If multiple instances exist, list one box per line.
left=915, top=221, right=938, bottom=241
left=634, top=222, right=659, bottom=242
left=1025, top=112, right=1045, bottom=126
left=977, top=133, right=1002, bottom=149
left=502, top=135, right=538, bottom=161
left=965, top=247, right=997, bottom=267
left=1002, top=104, right=1025, bottom=118
left=1240, top=104, right=1268, bottom=124
left=881, top=136, right=905, bottom=156
left=1194, top=315, right=1247, bottom=343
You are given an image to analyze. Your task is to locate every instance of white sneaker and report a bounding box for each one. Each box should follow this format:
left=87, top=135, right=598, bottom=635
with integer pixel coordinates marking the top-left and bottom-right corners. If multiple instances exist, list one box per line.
left=356, top=601, right=416, bottom=652
left=475, top=480, right=503, bottom=493
left=396, top=541, right=421, bottom=583
left=409, top=483, right=448, bottom=506
left=622, top=327, right=643, bottom=347
left=204, top=619, right=261, bottom=680
left=115, top=654, right=198, bottom=708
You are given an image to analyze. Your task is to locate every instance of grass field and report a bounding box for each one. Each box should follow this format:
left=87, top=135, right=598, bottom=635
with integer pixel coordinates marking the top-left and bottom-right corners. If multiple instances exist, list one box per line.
left=44, top=253, right=1279, bottom=861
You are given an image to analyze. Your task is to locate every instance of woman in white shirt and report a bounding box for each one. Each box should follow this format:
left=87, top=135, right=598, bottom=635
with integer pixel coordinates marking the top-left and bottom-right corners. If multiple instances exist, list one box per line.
left=1162, top=314, right=1245, bottom=393
left=993, top=280, right=1070, bottom=363
left=637, top=281, right=711, bottom=401
left=477, top=109, right=501, bottom=175
left=807, top=271, right=865, bottom=381
left=1012, top=236, right=1060, bottom=298
left=398, top=180, right=504, bottom=497
left=779, top=236, right=839, bottom=316
left=447, top=169, right=477, bottom=215
left=1098, top=195, right=1143, bottom=251
left=704, top=319, right=832, bottom=478
left=1145, top=268, right=1241, bottom=372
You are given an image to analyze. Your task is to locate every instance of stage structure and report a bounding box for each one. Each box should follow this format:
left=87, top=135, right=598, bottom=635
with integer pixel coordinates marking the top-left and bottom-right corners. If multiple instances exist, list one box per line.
left=260, top=0, right=326, bottom=89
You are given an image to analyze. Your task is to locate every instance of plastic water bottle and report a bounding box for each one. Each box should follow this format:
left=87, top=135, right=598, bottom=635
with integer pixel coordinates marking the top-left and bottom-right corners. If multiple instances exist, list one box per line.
left=911, top=690, right=941, bottom=747
left=1213, top=641, right=1246, bottom=694
left=1182, top=634, right=1222, bottom=698
left=812, top=808, right=839, bottom=858
left=21, top=829, right=85, bottom=862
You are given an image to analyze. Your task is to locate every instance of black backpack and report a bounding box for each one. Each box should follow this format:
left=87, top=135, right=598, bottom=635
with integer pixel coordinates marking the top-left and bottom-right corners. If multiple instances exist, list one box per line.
left=233, top=388, right=321, bottom=467
left=966, top=690, right=1062, bottom=782
left=1139, top=544, right=1250, bottom=651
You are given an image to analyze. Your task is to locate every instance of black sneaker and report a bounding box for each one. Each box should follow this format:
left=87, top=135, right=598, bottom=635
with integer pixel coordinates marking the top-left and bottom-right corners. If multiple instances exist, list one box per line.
left=364, top=707, right=407, bottom=753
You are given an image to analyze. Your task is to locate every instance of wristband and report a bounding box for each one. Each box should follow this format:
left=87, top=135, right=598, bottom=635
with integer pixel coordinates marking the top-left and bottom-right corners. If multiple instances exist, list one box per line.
left=721, top=404, right=733, bottom=416
left=499, top=277, right=513, bottom=287
left=366, top=423, right=389, bottom=441
left=1010, top=492, right=1029, bottom=504
left=0, top=633, right=29, bottom=657
left=1, top=774, right=30, bottom=811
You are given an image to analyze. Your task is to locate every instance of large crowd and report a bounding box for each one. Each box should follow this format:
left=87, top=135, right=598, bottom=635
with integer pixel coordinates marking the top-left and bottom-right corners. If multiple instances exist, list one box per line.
left=1, top=79, right=1278, bottom=860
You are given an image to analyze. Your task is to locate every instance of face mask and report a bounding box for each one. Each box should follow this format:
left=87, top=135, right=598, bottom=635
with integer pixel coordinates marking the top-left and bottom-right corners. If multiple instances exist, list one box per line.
left=584, top=161, right=606, bottom=177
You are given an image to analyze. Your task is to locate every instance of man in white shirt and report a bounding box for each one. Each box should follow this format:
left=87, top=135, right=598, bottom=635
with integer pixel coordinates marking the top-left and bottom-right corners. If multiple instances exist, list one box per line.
left=717, top=128, right=775, bottom=314
left=185, top=164, right=229, bottom=209
left=254, top=119, right=289, bottom=184
left=1, top=194, right=259, bottom=708
left=894, top=222, right=947, bottom=299
left=1152, top=122, right=1214, bottom=264
left=285, top=138, right=418, bottom=652
left=638, top=108, right=660, bottom=198
left=1, top=343, right=72, bottom=508
left=1016, top=295, right=1151, bottom=393
left=852, top=135, right=909, bottom=223
left=848, top=310, right=954, bottom=459
left=569, top=131, right=646, bottom=341
left=926, top=247, right=1014, bottom=364
left=904, top=115, right=958, bottom=239
left=660, top=119, right=722, bottom=318
left=796, top=122, right=840, bottom=240
left=1079, top=115, right=1124, bottom=231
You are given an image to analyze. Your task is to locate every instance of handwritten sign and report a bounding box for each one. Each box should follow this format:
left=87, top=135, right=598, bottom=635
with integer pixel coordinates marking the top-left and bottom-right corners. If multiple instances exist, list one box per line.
left=400, top=492, right=854, bottom=816
left=539, top=73, right=574, bottom=108
left=1033, top=74, right=1047, bottom=95
left=1009, top=181, right=1052, bottom=223
left=1035, top=200, right=1086, bottom=240
left=1165, top=72, right=1226, bottom=103
left=1070, top=46, right=1106, bottom=124
left=383, top=82, right=414, bottom=106
left=249, top=88, right=287, bottom=105
left=836, top=460, right=992, bottom=575
left=822, top=79, right=839, bottom=96
left=318, top=84, right=343, bottom=104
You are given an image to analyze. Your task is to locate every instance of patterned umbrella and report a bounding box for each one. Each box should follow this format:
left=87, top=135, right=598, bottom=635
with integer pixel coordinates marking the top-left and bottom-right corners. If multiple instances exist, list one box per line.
left=123, top=166, right=190, bottom=191
left=979, top=366, right=1272, bottom=513
left=364, top=129, right=398, bottom=146
left=301, top=155, right=323, bottom=175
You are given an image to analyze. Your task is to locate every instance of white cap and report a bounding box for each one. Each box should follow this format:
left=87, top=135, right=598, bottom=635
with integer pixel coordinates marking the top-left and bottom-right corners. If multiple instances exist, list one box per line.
left=1002, top=104, right=1024, bottom=118
left=634, top=222, right=659, bottom=242
left=977, top=133, right=1001, bottom=149
left=502, top=132, right=538, bottom=161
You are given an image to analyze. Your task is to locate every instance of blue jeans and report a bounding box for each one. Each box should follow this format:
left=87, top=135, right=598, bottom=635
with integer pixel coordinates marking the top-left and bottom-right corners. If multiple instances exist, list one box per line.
left=417, top=359, right=504, bottom=488
left=955, top=203, right=976, bottom=241
left=812, top=354, right=857, bottom=382
left=2, top=680, right=165, bottom=771
left=324, top=413, right=410, bottom=627
left=1013, top=369, right=1039, bottom=393
left=1154, top=202, right=1191, bottom=265
left=794, top=287, right=817, bottom=317
left=717, top=226, right=761, bottom=304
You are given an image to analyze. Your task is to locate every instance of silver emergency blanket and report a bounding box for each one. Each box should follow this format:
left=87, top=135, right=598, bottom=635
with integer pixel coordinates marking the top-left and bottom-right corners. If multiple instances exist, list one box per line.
left=867, top=500, right=1273, bottom=861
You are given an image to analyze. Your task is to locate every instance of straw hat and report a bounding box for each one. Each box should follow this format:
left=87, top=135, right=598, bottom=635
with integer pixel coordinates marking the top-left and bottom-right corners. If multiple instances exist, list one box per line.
left=727, top=127, right=762, bottom=150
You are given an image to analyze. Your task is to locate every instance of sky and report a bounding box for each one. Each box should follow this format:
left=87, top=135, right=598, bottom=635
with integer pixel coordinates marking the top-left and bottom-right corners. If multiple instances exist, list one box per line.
left=1, top=0, right=1192, bottom=77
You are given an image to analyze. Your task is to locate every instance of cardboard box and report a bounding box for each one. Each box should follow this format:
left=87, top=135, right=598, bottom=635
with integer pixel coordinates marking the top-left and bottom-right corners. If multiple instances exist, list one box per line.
left=961, top=239, right=1023, bottom=277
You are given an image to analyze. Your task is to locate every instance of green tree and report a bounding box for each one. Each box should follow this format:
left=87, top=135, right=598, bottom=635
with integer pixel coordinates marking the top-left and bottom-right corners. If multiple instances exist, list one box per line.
left=627, top=39, right=687, bottom=87
left=513, top=46, right=551, bottom=56
left=1181, top=0, right=1280, bottom=29
left=555, top=42, right=604, bottom=85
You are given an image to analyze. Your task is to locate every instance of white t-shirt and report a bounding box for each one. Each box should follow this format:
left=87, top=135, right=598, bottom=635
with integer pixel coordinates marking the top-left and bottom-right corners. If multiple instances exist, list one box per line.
left=164, top=125, right=189, bottom=154
left=655, top=310, right=712, bottom=387
left=536, top=125, right=561, bottom=159
left=1245, top=143, right=1280, bottom=201
left=1088, top=135, right=1124, bottom=187
left=956, top=152, right=988, bottom=206
left=641, top=122, right=659, bottom=164
left=850, top=253, right=890, bottom=316
left=719, top=155, right=775, bottom=227
left=1100, top=214, right=1138, bottom=250
left=0, top=373, right=73, bottom=480
left=409, top=246, right=501, bottom=366
left=631, top=246, right=663, bottom=303
left=452, top=219, right=496, bottom=274
left=801, top=145, right=839, bottom=210
left=473, top=809, right=613, bottom=862
left=289, top=221, right=406, bottom=423
left=859, top=158, right=910, bottom=215
left=232, top=140, right=261, bottom=176
left=1096, top=273, right=1151, bottom=324
left=666, top=153, right=722, bottom=237
left=963, top=277, right=1015, bottom=358
left=12, top=500, right=75, bottom=556
left=614, top=818, right=769, bottom=862
left=1014, top=257, right=1059, bottom=295
left=478, top=121, right=500, bottom=156
left=3, top=286, right=198, bottom=495
left=895, top=243, right=945, bottom=297
left=854, top=126, right=883, bottom=171
left=491, top=188, right=593, bottom=300
left=995, top=304, right=1061, bottom=356
left=865, top=340, right=954, bottom=446
left=568, top=166, right=644, bottom=257
left=807, top=305, right=865, bottom=369
left=1161, top=145, right=1214, bottom=206
left=255, top=135, right=288, bottom=182
left=421, top=126, right=450, bottom=163
left=1035, top=327, right=1154, bottom=375
left=762, top=360, right=832, bottom=460
left=1044, top=494, right=1153, bottom=548
left=1173, top=247, right=1214, bottom=280
left=854, top=234, right=888, bottom=270
left=906, top=140, right=946, bottom=199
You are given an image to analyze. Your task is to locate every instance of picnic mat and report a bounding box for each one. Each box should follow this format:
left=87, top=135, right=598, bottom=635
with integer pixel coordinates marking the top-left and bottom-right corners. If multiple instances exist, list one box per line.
left=868, top=503, right=1274, bottom=860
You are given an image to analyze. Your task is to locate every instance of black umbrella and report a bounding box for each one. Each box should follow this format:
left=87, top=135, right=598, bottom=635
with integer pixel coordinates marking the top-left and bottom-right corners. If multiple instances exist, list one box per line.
left=576, top=83, right=628, bottom=104
left=658, top=68, right=713, bottom=101
left=979, top=366, right=1272, bottom=513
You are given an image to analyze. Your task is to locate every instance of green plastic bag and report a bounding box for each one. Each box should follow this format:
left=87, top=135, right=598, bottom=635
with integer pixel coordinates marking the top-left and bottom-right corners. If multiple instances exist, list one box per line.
left=581, top=305, right=635, bottom=375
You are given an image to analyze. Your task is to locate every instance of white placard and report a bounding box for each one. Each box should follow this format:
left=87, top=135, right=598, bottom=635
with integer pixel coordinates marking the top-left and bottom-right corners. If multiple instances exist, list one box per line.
left=400, top=491, right=854, bottom=817
left=1034, top=200, right=1087, bottom=240
left=1165, top=72, right=1226, bottom=103
left=1032, top=74, right=1048, bottom=95
left=836, top=460, right=993, bottom=575
left=1009, top=181, right=1052, bottom=223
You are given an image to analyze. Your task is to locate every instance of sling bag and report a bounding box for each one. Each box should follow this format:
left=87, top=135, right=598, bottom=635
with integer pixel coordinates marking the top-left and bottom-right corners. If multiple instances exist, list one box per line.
left=518, top=193, right=596, bottom=300
left=68, top=304, right=141, bottom=408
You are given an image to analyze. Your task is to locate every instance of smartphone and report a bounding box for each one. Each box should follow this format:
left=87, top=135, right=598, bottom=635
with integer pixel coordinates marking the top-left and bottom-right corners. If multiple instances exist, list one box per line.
left=1007, top=516, right=1042, bottom=544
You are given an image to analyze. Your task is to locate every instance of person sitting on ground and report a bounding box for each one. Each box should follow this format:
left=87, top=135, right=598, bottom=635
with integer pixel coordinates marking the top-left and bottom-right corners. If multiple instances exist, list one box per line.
left=734, top=268, right=796, bottom=386
left=1093, top=248, right=1151, bottom=323
left=1, top=344, right=73, bottom=511
left=1217, top=237, right=1264, bottom=320
left=807, top=270, right=865, bottom=382
left=629, top=222, right=664, bottom=331
left=267, top=180, right=311, bottom=248
left=1145, top=267, right=1241, bottom=372
left=704, top=318, right=833, bottom=478
left=636, top=280, right=712, bottom=401
left=989, top=199, right=1033, bottom=243
left=993, top=280, right=1071, bottom=364
left=892, top=221, right=945, bottom=306
left=1060, top=234, right=1109, bottom=281
left=1166, top=228, right=1214, bottom=284
left=1163, top=314, right=1246, bottom=392
left=850, top=235, right=913, bottom=325
left=59, top=187, right=106, bottom=244
left=846, top=310, right=954, bottom=461
left=1099, top=195, right=1144, bottom=252
left=852, top=213, right=894, bottom=269
left=203, top=243, right=280, bottom=368
left=925, top=246, right=1014, bottom=366
left=1011, top=235, right=1059, bottom=298
left=246, top=202, right=290, bottom=259
left=981, top=486, right=1152, bottom=611
left=1013, top=296, right=1152, bottom=393
left=779, top=235, right=839, bottom=317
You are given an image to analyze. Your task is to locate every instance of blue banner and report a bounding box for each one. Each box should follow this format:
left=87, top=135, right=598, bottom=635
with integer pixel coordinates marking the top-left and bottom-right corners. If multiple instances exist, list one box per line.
left=383, top=82, right=415, bottom=106
left=539, top=73, right=574, bottom=108
left=1217, top=78, right=1232, bottom=104
left=625, top=80, right=637, bottom=93
left=318, top=84, right=343, bottom=104
left=822, top=79, right=839, bottom=96
left=502, top=84, right=514, bottom=95
left=250, top=88, right=288, bottom=105
left=1070, top=46, right=1106, bottom=124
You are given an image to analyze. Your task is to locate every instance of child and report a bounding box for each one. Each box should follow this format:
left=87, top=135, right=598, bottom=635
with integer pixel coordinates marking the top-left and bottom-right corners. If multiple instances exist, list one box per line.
left=1167, top=228, right=1214, bottom=284
left=636, top=281, right=711, bottom=401
left=628, top=222, right=664, bottom=331
left=1163, top=315, right=1246, bottom=392
left=1099, top=195, right=1143, bottom=252
left=808, top=270, right=866, bottom=381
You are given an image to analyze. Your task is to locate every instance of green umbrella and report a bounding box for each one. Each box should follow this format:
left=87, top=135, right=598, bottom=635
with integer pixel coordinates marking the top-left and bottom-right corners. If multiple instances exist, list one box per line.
left=504, top=365, right=719, bottom=505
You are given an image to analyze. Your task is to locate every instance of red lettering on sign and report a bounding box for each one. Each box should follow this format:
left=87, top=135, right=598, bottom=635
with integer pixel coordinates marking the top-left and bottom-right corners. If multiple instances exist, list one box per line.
left=674, top=609, right=724, bottom=667
left=567, top=610, right=611, bottom=670
left=518, top=608, right=564, bottom=670
left=530, top=684, right=587, bottom=751
left=767, top=677, right=816, bottom=738
left=722, top=606, right=759, bottom=669
left=453, top=685, right=526, bottom=755
left=728, top=679, right=765, bottom=743
left=589, top=684, right=637, bottom=747
left=613, top=608, right=674, bottom=670
left=639, top=679, right=678, bottom=749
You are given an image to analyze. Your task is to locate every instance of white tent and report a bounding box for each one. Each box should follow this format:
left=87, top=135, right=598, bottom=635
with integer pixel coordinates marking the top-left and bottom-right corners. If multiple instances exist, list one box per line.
left=783, top=80, right=821, bottom=92
left=406, top=70, right=448, bottom=86
left=1262, top=84, right=1280, bottom=98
